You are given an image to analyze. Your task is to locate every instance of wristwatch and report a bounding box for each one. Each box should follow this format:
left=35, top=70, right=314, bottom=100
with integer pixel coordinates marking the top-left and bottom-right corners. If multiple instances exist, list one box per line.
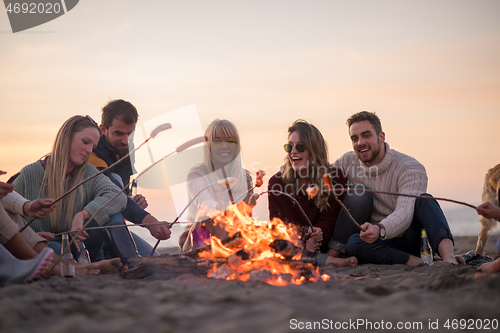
left=378, top=224, right=386, bottom=239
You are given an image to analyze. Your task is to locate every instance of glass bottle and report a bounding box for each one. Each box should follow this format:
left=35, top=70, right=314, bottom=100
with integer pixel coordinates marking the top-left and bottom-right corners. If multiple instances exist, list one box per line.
left=77, top=241, right=91, bottom=264
left=420, top=228, right=433, bottom=265
left=129, top=179, right=137, bottom=198
left=60, top=234, right=75, bottom=277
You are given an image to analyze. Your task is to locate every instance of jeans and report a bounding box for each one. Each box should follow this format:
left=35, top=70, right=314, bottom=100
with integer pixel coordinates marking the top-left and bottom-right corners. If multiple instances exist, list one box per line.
left=131, top=232, right=158, bottom=256
left=315, top=190, right=373, bottom=266
left=48, top=213, right=157, bottom=261
left=345, top=193, right=454, bottom=265
left=328, top=190, right=373, bottom=253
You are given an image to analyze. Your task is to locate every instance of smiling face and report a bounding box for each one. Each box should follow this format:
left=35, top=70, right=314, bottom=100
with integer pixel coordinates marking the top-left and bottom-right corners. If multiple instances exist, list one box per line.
left=68, top=127, right=100, bottom=171
left=349, top=120, right=385, bottom=166
left=210, top=134, right=237, bottom=169
left=288, top=131, right=310, bottom=174
left=101, top=117, right=136, bottom=157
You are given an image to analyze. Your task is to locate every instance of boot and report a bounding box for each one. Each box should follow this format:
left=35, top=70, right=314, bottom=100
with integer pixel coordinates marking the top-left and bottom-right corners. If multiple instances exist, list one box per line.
left=103, top=225, right=140, bottom=267
left=0, top=246, right=54, bottom=283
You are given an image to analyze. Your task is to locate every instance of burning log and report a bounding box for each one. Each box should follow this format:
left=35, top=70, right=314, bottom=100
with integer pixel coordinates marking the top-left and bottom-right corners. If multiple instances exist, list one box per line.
left=227, top=250, right=250, bottom=267
left=269, top=239, right=301, bottom=260
left=123, top=254, right=222, bottom=280
left=209, top=264, right=234, bottom=279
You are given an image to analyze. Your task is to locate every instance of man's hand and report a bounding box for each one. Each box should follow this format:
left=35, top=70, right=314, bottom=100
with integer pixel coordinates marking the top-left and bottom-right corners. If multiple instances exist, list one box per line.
left=133, top=194, right=148, bottom=209
left=476, top=202, right=500, bottom=221
left=305, top=227, right=323, bottom=253
left=360, top=222, right=380, bottom=243
left=142, top=214, right=171, bottom=240
left=0, top=181, right=14, bottom=200
left=24, top=198, right=55, bottom=218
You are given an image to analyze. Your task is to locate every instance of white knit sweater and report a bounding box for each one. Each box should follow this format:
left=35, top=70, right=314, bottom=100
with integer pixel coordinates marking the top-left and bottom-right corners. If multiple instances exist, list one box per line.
left=332, top=143, right=428, bottom=239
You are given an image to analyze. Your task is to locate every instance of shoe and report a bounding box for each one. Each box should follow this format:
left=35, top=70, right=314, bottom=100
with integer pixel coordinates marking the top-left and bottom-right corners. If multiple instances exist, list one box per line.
left=460, top=250, right=494, bottom=265
left=0, top=246, right=54, bottom=283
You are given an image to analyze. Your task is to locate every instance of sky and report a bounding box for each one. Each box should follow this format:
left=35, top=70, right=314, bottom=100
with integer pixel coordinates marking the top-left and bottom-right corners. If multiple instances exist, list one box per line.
left=1, top=0, right=500, bottom=243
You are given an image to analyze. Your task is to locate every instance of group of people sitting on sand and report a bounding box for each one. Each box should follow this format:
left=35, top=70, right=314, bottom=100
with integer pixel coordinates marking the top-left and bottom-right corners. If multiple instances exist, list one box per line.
left=1, top=101, right=499, bottom=283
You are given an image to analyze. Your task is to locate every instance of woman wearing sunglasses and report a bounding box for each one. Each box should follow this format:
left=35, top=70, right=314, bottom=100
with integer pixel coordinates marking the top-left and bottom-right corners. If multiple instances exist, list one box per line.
left=13, top=115, right=139, bottom=264
left=268, top=119, right=357, bottom=267
left=180, top=119, right=253, bottom=250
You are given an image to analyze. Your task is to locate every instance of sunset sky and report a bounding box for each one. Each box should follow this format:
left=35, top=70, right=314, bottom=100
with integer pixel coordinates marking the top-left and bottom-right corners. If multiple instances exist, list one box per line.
left=1, top=1, right=499, bottom=244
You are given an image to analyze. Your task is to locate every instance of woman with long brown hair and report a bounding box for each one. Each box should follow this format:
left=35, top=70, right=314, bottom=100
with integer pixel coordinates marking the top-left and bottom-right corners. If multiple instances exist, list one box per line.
left=268, top=119, right=357, bottom=267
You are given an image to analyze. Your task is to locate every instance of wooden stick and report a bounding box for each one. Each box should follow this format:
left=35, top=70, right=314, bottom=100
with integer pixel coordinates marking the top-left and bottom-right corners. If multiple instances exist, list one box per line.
left=150, top=176, right=236, bottom=255
left=259, top=190, right=315, bottom=231
left=52, top=221, right=189, bottom=237
left=329, top=190, right=365, bottom=231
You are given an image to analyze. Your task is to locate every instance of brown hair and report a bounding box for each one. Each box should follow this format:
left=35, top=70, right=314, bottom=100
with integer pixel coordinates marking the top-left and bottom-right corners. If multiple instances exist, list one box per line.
left=346, top=111, right=383, bottom=134
left=282, top=119, right=330, bottom=212
left=101, top=99, right=138, bottom=128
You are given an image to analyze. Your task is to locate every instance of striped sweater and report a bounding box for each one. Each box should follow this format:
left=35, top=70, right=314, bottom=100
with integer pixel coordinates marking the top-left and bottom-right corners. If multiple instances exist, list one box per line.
left=13, top=161, right=127, bottom=234
left=332, top=143, right=428, bottom=239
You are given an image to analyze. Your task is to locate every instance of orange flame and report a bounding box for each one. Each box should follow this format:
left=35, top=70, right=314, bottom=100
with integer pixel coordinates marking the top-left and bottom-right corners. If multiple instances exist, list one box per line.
left=196, top=202, right=324, bottom=286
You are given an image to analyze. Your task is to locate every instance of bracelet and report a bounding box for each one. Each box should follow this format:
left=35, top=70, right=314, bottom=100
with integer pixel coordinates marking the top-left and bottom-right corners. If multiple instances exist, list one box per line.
left=23, top=201, right=30, bottom=216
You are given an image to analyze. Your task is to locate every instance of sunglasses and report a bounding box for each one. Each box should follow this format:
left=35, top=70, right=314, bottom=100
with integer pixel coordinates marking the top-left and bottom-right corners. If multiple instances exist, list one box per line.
left=85, top=115, right=98, bottom=126
left=211, top=139, right=237, bottom=149
left=283, top=143, right=306, bottom=153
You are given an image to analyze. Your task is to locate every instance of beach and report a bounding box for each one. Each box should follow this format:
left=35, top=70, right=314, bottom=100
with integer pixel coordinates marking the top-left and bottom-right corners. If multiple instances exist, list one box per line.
left=1, top=235, right=499, bottom=333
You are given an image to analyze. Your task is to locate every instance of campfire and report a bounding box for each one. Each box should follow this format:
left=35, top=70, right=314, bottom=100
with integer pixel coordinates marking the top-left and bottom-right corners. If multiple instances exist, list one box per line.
left=124, top=171, right=330, bottom=286
left=185, top=202, right=330, bottom=286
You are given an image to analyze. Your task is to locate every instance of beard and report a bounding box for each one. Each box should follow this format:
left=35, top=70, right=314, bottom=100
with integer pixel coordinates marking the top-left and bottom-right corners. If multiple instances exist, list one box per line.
left=356, top=138, right=382, bottom=165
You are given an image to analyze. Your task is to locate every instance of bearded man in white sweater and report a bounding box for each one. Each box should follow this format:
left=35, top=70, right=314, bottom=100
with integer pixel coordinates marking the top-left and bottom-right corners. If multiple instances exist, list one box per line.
left=330, top=111, right=462, bottom=266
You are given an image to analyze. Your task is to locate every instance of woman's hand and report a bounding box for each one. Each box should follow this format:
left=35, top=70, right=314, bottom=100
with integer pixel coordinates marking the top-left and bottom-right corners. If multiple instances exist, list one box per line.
left=70, top=211, right=89, bottom=244
left=305, top=227, right=323, bottom=252
left=37, top=231, right=55, bottom=241
left=24, top=198, right=55, bottom=218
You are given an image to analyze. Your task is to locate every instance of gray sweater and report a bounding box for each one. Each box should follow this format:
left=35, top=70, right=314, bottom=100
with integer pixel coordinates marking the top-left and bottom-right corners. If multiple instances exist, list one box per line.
left=13, top=161, right=127, bottom=234
left=333, top=143, right=428, bottom=239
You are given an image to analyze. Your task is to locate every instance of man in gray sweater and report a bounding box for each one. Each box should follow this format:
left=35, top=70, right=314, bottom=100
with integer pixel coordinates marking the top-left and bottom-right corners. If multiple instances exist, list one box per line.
left=330, top=111, right=462, bottom=266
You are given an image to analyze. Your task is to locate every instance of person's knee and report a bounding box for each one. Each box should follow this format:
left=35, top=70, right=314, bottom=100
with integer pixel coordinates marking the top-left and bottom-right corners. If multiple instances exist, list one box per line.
left=415, top=193, right=433, bottom=209
left=345, top=234, right=362, bottom=256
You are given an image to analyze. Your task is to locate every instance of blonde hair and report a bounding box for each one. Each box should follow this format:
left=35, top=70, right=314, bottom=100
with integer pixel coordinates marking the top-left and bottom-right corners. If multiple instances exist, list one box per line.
left=41, top=115, right=101, bottom=230
left=282, top=119, right=330, bottom=211
left=199, top=119, right=248, bottom=200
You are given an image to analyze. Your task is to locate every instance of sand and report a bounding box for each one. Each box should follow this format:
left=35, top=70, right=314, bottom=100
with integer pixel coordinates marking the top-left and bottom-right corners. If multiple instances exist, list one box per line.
left=1, top=236, right=499, bottom=333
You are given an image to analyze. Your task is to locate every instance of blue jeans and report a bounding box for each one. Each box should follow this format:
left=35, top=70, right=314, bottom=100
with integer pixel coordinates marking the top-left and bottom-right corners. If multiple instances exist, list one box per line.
left=131, top=232, right=158, bottom=256
left=345, top=194, right=454, bottom=265
left=328, top=190, right=373, bottom=253
left=48, top=213, right=157, bottom=261
left=315, top=191, right=373, bottom=266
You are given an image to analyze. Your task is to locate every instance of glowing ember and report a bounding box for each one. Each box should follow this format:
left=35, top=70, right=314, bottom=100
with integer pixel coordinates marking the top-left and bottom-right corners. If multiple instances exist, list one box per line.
left=194, top=202, right=326, bottom=286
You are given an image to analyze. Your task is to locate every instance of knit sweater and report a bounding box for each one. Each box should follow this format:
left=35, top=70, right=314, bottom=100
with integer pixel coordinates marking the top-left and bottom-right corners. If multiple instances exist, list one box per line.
left=1, top=191, right=27, bottom=215
left=332, top=143, right=427, bottom=239
left=13, top=160, right=127, bottom=234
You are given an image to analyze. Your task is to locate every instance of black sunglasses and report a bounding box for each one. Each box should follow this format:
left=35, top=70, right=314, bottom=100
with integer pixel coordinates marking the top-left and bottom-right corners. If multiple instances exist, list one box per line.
left=283, top=143, right=306, bottom=153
